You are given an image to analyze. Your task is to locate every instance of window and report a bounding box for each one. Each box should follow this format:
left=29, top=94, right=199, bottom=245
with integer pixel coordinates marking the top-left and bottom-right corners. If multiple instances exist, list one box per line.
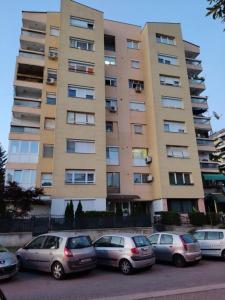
left=166, top=146, right=189, bottom=158
left=181, top=234, right=197, bottom=244
left=14, top=99, right=41, bottom=108
left=160, top=75, right=180, bottom=87
left=43, top=236, right=61, bottom=249
left=160, top=234, right=173, bottom=245
left=132, top=236, right=151, bottom=247
left=156, top=33, right=176, bottom=45
left=49, top=47, right=58, bottom=57
left=47, top=69, right=57, bottom=80
left=132, top=148, right=148, bottom=166
left=129, top=79, right=144, bottom=90
left=158, top=54, right=178, bottom=65
left=50, top=26, right=60, bottom=36
left=168, top=199, right=197, bottom=213
left=70, top=37, right=94, bottom=51
left=26, top=236, right=46, bottom=249
left=148, top=234, right=159, bottom=245
left=133, top=124, right=143, bottom=134
left=65, top=170, right=95, bottom=184
left=46, top=92, right=56, bottom=105
left=70, top=16, right=94, bottom=29
left=44, top=118, right=55, bottom=130
left=67, top=236, right=92, bottom=249
left=110, top=236, right=124, bottom=248
left=106, top=121, right=113, bottom=132
left=130, top=102, right=146, bottom=112
left=164, top=121, right=186, bottom=133
left=43, top=144, right=54, bottom=158
left=9, top=140, right=39, bottom=154
left=107, top=172, right=120, bottom=188
left=106, top=147, right=119, bottom=165
left=206, top=232, right=224, bottom=240
left=133, top=173, right=149, bottom=184
left=127, top=39, right=139, bottom=49
left=193, top=231, right=205, bottom=241
left=131, top=60, right=140, bottom=69
left=169, top=172, right=192, bottom=185
left=105, top=76, right=117, bottom=87
left=41, top=173, right=53, bottom=187
left=95, top=236, right=111, bottom=247
left=67, top=111, right=95, bottom=125
left=68, top=85, right=95, bottom=99
left=161, top=96, right=183, bottom=109
left=105, top=56, right=116, bottom=65
left=6, top=169, right=36, bottom=189
left=105, top=98, right=117, bottom=111
left=104, top=35, right=115, bottom=51
left=68, top=60, right=94, bottom=74
left=67, top=139, right=95, bottom=153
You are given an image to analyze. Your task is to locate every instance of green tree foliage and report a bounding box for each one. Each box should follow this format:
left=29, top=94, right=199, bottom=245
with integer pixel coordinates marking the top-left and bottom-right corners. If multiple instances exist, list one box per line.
left=75, top=200, right=84, bottom=217
left=0, top=144, right=7, bottom=217
left=206, top=0, right=225, bottom=28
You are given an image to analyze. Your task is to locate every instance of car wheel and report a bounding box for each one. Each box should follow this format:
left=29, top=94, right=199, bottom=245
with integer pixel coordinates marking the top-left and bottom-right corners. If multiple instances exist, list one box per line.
left=221, top=250, right=225, bottom=261
left=51, top=262, right=65, bottom=280
left=173, top=254, right=186, bottom=268
left=119, top=259, right=133, bottom=275
left=17, top=256, right=24, bottom=272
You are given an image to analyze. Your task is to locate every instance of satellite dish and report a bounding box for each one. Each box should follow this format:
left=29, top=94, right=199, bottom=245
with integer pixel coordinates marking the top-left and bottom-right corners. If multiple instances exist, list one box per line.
left=213, top=111, right=222, bottom=120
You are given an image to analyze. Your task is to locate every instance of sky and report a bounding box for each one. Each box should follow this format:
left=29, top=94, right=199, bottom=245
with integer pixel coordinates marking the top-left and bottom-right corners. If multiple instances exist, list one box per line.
left=0, top=0, right=224, bottom=151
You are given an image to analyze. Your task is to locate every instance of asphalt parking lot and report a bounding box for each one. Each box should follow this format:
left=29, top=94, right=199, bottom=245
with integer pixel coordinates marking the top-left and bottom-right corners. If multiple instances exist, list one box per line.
left=1, top=259, right=225, bottom=300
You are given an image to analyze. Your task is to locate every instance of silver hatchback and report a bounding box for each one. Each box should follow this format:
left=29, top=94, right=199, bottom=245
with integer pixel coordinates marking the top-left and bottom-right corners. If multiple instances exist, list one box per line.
left=148, top=232, right=201, bottom=267
left=16, top=233, right=96, bottom=279
left=0, top=246, right=18, bottom=280
left=94, top=234, right=155, bottom=274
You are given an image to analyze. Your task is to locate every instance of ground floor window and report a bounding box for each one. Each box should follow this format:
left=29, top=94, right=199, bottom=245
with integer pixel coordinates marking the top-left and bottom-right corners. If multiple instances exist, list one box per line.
left=167, top=199, right=197, bottom=213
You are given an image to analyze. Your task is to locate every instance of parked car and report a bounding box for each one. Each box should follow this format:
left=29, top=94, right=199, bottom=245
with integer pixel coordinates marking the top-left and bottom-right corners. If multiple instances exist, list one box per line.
left=16, top=233, right=96, bottom=280
left=0, top=245, right=18, bottom=280
left=193, top=229, right=225, bottom=259
left=148, top=232, right=201, bottom=267
left=93, top=234, right=155, bottom=274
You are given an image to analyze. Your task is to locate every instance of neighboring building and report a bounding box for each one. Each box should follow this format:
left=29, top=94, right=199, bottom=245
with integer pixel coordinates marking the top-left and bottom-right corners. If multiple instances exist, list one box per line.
left=6, top=0, right=207, bottom=216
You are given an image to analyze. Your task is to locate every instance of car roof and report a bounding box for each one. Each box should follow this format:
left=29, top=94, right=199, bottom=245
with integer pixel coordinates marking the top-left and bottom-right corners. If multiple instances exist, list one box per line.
left=149, top=232, right=187, bottom=236
left=95, top=233, right=146, bottom=239
left=195, top=229, right=225, bottom=232
left=39, top=232, right=91, bottom=238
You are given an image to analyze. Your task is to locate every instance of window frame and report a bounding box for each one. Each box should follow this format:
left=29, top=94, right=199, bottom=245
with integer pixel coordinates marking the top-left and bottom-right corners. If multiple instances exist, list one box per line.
left=161, top=96, right=183, bottom=109
left=156, top=33, right=176, bottom=45
left=106, top=146, right=120, bottom=165
left=41, top=173, right=53, bottom=187
left=105, top=76, right=117, bottom=87
left=158, top=54, right=178, bottom=65
left=70, top=37, right=94, bottom=51
left=169, top=172, right=193, bottom=186
left=68, top=59, right=94, bottom=74
left=66, top=139, right=95, bottom=154
left=70, top=16, right=94, bottom=30
left=65, top=169, right=95, bottom=184
left=127, top=39, right=140, bottom=49
left=68, top=85, right=95, bottom=100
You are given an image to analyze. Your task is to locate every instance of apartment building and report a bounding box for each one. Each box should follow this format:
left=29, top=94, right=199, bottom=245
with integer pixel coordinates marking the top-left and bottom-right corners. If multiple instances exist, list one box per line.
left=6, top=0, right=207, bottom=216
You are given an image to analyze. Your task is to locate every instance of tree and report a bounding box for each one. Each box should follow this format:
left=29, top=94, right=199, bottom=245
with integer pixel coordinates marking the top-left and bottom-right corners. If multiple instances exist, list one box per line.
left=206, top=0, right=225, bottom=28
left=65, top=200, right=74, bottom=227
left=0, top=144, right=7, bottom=217
left=75, top=200, right=84, bottom=217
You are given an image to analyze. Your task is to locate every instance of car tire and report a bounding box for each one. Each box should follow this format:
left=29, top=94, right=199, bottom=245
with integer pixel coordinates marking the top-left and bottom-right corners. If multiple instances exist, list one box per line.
left=17, top=256, right=24, bottom=272
left=119, top=259, right=133, bottom=275
left=221, top=250, right=225, bottom=261
left=51, top=262, right=65, bottom=280
left=173, top=254, right=186, bottom=268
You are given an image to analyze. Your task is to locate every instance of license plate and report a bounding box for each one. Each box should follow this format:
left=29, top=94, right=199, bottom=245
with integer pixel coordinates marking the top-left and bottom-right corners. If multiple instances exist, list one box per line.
left=80, top=258, right=92, bottom=263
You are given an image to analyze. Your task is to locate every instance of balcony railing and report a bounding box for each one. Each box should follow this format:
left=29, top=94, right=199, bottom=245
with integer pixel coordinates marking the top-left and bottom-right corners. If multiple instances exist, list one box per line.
left=186, top=58, right=201, bottom=66
left=21, top=29, right=45, bottom=40
left=197, top=139, right=214, bottom=146
left=10, top=126, right=40, bottom=134
left=189, top=78, right=205, bottom=84
left=200, top=162, right=218, bottom=169
left=19, top=51, right=44, bottom=60
left=194, top=117, right=210, bottom=125
left=191, top=97, right=208, bottom=104
left=14, top=99, right=41, bottom=109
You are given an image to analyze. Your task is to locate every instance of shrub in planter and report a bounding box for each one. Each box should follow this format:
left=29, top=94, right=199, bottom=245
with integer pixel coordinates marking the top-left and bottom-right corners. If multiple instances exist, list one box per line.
left=206, top=213, right=220, bottom=226
left=188, top=212, right=206, bottom=226
left=160, top=211, right=181, bottom=226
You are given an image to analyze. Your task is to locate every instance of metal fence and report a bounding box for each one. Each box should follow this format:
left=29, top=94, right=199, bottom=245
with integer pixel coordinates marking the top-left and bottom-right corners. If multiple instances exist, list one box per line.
left=0, top=215, right=152, bottom=235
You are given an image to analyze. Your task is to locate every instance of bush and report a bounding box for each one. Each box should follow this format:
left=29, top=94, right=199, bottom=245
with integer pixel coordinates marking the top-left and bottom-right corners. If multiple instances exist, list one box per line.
left=75, top=201, right=84, bottom=217
left=189, top=212, right=206, bottom=226
left=160, top=211, right=181, bottom=226
left=82, top=211, right=115, bottom=217
left=206, top=213, right=220, bottom=226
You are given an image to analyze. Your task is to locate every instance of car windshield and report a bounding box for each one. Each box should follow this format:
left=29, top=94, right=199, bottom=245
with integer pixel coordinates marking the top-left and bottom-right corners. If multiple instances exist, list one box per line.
left=0, top=246, right=8, bottom=253
left=181, top=234, right=197, bottom=243
left=132, top=236, right=151, bottom=247
left=67, top=236, right=92, bottom=249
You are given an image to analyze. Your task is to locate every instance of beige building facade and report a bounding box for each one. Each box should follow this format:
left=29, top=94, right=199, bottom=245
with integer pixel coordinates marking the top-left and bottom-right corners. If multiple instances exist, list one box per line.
left=6, top=0, right=208, bottom=216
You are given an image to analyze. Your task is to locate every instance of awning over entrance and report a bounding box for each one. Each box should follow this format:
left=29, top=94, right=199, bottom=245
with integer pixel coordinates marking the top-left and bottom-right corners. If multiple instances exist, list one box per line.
left=203, top=173, right=225, bottom=181
left=107, top=195, right=141, bottom=202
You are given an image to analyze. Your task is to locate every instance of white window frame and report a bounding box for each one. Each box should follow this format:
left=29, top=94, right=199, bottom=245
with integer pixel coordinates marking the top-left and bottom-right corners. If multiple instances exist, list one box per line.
left=105, top=76, right=117, bottom=87
left=41, top=173, right=53, bottom=187
left=68, top=60, right=94, bottom=74
left=129, top=101, right=146, bottom=112
left=131, top=60, right=140, bottom=69
left=164, top=121, right=187, bottom=133
left=161, top=96, right=184, bottom=109
left=166, top=146, right=189, bottom=158
left=169, top=172, right=192, bottom=185
left=70, top=37, right=94, bottom=51
left=106, top=146, right=119, bottom=165
left=6, top=169, right=36, bottom=189
left=133, top=124, right=143, bottom=134
left=158, top=54, right=178, bottom=65
left=133, top=173, right=149, bottom=184
left=132, top=148, right=148, bottom=166
left=105, top=56, right=116, bottom=65
left=70, top=16, right=94, bottom=30
left=160, top=75, right=180, bottom=87
left=127, top=39, right=140, bottom=49
left=65, top=170, right=95, bottom=184
left=68, top=85, right=95, bottom=99
left=156, top=33, right=176, bottom=45
left=44, top=118, right=55, bottom=130
left=67, top=111, right=95, bottom=125
left=105, top=98, right=117, bottom=110
left=50, top=26, right=60, bottom=36
left=67, top=139, right=95, bottom=154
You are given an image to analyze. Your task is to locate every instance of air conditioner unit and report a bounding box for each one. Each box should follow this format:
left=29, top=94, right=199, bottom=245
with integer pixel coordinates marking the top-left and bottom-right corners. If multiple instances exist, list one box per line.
left=48, top=52, right=58, bottom=59
left=109, top=106, right=117, bottom=112
left=145, top=156, right=152, bottom=164
left=46, top=77, right=56, bottom=85
left=135, top=85, right=142, bottom=93
left=147, top=174, right=153, bottom=182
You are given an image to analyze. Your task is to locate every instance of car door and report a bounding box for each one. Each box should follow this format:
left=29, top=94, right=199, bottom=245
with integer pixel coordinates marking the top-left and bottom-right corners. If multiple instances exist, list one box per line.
left=37, top=236, right=61, bottom=271
left=22, top=235, right=46, bottom=269
left=157, top=234, right=174, bottom=262
left=148, top=234, right=160, bottom=260
left=105, top=236, right=125, bottom=267
left=94, top=236, right=112, bottom=266
left=193, top=231, right=206, bottom=255
left=205, top=231, right=224, bottom=256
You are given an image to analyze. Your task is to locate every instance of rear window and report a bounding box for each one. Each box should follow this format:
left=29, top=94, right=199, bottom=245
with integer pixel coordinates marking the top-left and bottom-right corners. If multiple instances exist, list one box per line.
left=181, top=234, right=197, bottom=244
left=132, top=236, right=151, bottom=247
left=207, top=231, right=224, bottom=240
left=67, top=236, right=92, bottom=249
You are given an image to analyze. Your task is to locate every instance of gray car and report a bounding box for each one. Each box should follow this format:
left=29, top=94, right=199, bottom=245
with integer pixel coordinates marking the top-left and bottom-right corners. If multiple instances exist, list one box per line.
left=93, top=234, right=155, bottom=274
left=193, top=229, right=225, bottom=259
left=148, top=232, right=201, bottom=267
left=0, top=245, right=18, bottom=280
left=16, top=232, right=96, bottom=280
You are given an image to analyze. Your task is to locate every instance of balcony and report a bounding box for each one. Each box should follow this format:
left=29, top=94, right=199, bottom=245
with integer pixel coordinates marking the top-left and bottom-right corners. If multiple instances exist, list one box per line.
left=194, top=116, right=211, bottom=130
left=20, top=40, right=45, bottom=53
left=217, top=141, right=225, bottom=151
left=200, top=162, right=219, bottom=173
left=197, top=138, right=215, bottom=152
left=17, top=64, right=44, bottom=84
left=191, top=96, right=208, bottom=113
left=18, top=50, right=45, bottom=67
left=189, top=77, right=205, bottom=96
left=22, top=19, right=46, bottom=32
left=10, top=126, right=40, bottom=135
left=186, top=58, right=202, bottom=75
left=11, top=111, right=40, bottom=128
left=184, top=40, right=200, bottom=59
left=21, top=29, right=45, bottom=44
left=14, top=86, right=42, bottom=101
